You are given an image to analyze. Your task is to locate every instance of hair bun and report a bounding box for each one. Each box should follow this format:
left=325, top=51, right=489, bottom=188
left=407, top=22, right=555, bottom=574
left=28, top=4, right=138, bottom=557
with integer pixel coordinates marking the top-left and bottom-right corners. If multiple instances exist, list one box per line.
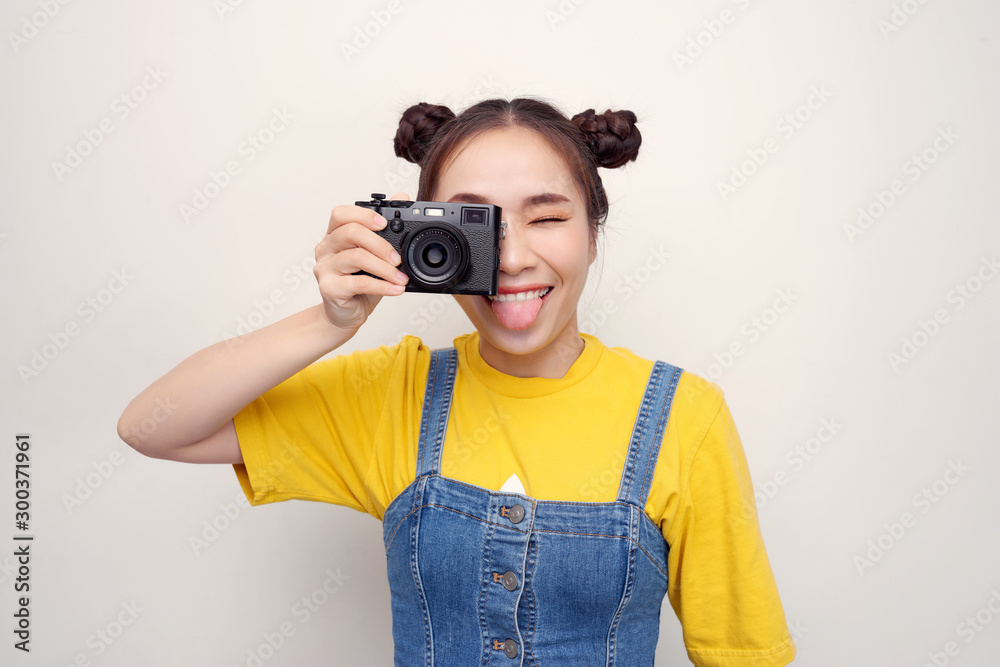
left=394, top=102, right=456, bottom=164
left=571, top=108, right=641, bottom=169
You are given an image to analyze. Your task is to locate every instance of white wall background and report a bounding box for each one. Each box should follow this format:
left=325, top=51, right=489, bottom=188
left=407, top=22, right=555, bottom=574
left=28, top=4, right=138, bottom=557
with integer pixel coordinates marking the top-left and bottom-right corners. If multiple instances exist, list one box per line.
left=2, top=1, right=999, bottom=665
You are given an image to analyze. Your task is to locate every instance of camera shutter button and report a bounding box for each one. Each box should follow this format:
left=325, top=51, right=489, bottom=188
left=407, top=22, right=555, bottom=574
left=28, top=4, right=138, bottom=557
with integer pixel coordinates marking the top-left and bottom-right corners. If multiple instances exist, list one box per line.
left=390, top=212, right=405, bottom=233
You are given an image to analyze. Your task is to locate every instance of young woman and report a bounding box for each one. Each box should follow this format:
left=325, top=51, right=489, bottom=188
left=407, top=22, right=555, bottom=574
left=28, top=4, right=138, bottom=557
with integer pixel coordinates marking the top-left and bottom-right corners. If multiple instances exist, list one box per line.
left=119, top=97, right=796, bottom=666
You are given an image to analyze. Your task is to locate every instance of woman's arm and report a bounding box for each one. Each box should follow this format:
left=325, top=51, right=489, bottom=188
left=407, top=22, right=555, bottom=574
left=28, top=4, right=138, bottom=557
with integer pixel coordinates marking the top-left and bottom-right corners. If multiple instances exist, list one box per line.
left=117, top=195, right=411, bottom=464
left=116, top=304, right=352, bottom=464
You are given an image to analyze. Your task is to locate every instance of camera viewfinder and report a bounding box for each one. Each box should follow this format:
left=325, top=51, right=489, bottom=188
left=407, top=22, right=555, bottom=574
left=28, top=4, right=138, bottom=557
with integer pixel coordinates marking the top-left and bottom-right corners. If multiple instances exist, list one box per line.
left=461, top=207, right=488, bottom=226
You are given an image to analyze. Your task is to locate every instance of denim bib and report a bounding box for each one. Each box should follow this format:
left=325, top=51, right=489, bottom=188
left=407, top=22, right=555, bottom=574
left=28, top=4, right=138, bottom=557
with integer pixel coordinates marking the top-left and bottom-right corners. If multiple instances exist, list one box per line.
left=382, top=348, right=683, bottom=665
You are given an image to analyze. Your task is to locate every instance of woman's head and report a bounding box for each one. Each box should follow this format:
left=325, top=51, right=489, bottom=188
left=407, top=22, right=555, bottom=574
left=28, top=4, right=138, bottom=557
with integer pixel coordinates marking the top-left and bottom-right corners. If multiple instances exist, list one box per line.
left=391, top=97, right=641, bottom=375
left=393, top=97, right=641, bottom=243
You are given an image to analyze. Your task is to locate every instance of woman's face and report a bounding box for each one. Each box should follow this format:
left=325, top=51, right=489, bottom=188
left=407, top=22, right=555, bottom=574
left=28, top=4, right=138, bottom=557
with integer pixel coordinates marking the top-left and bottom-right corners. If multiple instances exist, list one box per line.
left=432, top=126, right=596, bottom=375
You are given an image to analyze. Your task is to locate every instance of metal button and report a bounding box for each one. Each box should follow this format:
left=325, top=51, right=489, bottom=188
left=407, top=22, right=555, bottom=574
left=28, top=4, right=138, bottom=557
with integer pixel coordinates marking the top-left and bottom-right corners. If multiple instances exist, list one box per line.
left=508, top=504, right=525, bottom=524
left=504, top=639, right=518, bottom=659
left=501, top=571, right=518, bottom=591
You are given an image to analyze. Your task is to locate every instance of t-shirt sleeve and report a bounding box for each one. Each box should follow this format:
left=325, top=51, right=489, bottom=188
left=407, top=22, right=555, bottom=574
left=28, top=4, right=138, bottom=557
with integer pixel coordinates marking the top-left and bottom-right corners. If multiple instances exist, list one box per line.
left=664, top=393, right=796, bottom=667
left=231, top=335, right=428, bottom=517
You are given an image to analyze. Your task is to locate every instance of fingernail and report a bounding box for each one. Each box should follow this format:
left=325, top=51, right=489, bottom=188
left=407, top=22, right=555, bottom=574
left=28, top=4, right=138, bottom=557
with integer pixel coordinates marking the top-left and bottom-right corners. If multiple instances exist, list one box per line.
left=392, top=283, right=405, bottom=293
left=375, top=213, right=387, bottom=228
left=396, top=270, right=408, bottom=283
left=390, top=250, right=401, bottom=265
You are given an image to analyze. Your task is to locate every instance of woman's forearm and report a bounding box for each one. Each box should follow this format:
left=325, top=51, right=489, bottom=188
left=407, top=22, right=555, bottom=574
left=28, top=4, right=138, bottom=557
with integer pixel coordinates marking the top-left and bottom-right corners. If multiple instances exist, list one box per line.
left=117, top=304, right=353, bottom=458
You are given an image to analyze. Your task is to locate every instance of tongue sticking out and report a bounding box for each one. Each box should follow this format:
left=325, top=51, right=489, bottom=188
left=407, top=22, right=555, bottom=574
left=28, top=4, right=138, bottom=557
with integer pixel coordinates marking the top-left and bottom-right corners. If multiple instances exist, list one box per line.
left=490, top=295, right=545, bottom=330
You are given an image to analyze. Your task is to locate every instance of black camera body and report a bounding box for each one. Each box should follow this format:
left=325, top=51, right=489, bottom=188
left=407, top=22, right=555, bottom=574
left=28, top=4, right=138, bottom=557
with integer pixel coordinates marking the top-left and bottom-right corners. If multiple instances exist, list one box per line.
left=355, top=193, right=501, bottom=295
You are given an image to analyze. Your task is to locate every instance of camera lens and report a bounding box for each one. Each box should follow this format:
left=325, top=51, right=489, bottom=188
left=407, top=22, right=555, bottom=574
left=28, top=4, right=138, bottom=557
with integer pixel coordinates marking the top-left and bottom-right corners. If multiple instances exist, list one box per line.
left=402, top=226, right=470, bottom=290
left=423, top=243, right=446, bottom=268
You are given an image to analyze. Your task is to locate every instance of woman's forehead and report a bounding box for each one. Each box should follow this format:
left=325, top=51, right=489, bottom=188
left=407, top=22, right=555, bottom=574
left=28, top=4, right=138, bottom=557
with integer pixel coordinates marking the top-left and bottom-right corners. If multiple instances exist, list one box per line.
left=447, top=191, right=574, bottom=210
left=435, top=127, right=581, bottom=205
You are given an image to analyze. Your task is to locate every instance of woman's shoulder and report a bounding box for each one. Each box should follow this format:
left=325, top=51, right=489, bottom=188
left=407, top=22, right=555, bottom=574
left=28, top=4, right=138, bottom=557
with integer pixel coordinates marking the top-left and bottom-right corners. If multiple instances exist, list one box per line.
left=596, top=337, right=727, bottom=417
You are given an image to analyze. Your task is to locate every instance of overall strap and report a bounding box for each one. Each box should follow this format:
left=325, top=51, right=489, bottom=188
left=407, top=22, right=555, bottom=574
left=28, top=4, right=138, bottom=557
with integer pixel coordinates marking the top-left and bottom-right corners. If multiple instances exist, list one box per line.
left=616, top=361, right=684, bottom=507
left=415, top=347, right=459, bottom=477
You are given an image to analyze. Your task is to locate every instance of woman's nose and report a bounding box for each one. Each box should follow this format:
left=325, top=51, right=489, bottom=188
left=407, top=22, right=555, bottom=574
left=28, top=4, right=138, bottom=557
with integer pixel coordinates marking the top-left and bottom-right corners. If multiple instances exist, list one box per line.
left=498, top=221, right=534, bottom=274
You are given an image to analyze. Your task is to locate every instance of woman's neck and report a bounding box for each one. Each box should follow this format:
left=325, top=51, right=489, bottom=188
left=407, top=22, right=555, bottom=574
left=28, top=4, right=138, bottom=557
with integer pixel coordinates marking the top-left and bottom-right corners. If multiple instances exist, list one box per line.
left=477, top=321, right=585, bottom=379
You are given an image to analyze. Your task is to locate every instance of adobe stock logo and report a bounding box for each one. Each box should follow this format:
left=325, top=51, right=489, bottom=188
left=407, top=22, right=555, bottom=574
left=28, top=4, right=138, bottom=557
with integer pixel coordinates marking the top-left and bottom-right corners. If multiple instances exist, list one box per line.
left=55, top=600, right=144, bottom=666
left=7, top=0, right=73, bottom=54
left=339, top=0, right=404, bottom=63
left=18, top=268, right=135, bottom=385
left=693, top=288, right=798, bottom=381
left=727, top=416, right=842, bottom=529
left=213, top=0, right=248, bottom=20
left=61, top=450, right=130, bottom=514
left=716, top=85, right=833, bottom=201
left=887, top=254, right=997, bottom=372
left=233, top=567, right=351, bottom=667
left=51, top=66, right=168, bottom=182
left=544, top=0, right=591, bottom=31
left=853, top=459, right=969, bottom=575
left=920, top=589, right=1000, bottom=667
left=877, top=0, right=933, bottom=40
left=672, top=0, right=757, bottom=73
left=843, top=125, right=958, bottom=243
left=179, top=107, right=294, bottom=223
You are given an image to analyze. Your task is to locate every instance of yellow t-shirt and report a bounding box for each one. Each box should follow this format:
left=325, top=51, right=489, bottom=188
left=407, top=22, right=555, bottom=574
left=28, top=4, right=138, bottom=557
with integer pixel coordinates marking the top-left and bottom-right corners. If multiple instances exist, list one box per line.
left=232, top=331, right=796, bottom=667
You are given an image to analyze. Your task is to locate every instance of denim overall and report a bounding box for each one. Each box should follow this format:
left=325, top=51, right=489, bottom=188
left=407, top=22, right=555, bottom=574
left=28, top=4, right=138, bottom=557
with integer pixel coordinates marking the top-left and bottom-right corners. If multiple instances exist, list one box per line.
left=382, top=348, right=683, bottom=666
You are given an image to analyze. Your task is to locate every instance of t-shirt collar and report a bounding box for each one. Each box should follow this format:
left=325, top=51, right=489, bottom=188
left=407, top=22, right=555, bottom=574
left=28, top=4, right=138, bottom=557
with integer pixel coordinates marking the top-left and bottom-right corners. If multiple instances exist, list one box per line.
left=454, top=331, right=604, bottom=398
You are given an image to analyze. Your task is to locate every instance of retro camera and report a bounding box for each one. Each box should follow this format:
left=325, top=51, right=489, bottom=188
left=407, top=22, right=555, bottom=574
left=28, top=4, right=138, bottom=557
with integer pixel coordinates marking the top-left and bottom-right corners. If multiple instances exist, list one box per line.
left=354, top=193, right=501, bottom=295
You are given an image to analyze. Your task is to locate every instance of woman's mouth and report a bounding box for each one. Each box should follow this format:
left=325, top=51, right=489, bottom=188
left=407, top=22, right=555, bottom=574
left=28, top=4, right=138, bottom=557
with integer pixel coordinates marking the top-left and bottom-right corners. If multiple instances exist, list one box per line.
left=485, top=287, right=553, bottom=330
left=488, top=287, right=552, bottom=302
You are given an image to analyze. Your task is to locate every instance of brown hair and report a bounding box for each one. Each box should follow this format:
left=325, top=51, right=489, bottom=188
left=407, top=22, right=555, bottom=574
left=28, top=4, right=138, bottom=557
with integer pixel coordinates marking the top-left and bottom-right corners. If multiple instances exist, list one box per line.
left=392, top=97, right=641, bottom=240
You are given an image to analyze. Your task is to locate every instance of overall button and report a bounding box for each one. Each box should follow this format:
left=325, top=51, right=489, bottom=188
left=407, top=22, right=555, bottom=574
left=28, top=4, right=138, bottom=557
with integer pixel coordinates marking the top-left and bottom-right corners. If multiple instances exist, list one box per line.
left=493, top=639, right=518, bottom=658
left=501, top=571, right=518, bottom=591
left=506, top=504, right=525, bottom=524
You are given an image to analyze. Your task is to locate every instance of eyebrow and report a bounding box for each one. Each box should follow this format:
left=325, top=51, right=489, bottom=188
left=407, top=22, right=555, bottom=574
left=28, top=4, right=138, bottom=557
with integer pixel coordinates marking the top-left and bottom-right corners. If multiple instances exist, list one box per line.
left=447, top=192, right=572, bottom=208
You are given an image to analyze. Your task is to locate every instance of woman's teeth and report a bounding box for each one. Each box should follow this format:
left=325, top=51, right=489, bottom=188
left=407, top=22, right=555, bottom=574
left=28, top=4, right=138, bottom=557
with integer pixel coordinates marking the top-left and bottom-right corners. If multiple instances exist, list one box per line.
left=489, top=287, right=551, bottom=302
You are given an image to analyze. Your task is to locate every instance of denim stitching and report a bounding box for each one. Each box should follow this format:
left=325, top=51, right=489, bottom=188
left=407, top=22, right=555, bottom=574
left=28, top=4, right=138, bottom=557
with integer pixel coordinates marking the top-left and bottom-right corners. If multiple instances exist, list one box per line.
left=618, top=361, right=662, bottom=505
left=477, top=502, right=497, bottom=667
left=606, top=504, right=639, bottom=665
left=637, top=364, right=682, bottom=508
left=408, top=476, right=434, bottom=667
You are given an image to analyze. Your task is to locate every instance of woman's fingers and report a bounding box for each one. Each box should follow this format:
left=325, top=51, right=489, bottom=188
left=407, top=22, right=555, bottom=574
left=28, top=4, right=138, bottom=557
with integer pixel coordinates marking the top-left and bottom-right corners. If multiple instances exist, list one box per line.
left=325, top=192, right=410, bottom=234
left=315, top=220, right=400, bottom=268
left=319, top=193, right=411, bottom=266
left=315, top=245, right=407, bottom=287
left=314, top=265, right=403, bottom=304
left=326, top=202, right=385, bottom=235
left=311, top=193, right=413, bottom=331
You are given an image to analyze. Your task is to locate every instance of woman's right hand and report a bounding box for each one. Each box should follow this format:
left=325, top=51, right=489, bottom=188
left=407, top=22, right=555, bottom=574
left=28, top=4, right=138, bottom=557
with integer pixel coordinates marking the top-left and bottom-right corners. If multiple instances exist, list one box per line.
left=314, top=192, right=411, bottom=333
